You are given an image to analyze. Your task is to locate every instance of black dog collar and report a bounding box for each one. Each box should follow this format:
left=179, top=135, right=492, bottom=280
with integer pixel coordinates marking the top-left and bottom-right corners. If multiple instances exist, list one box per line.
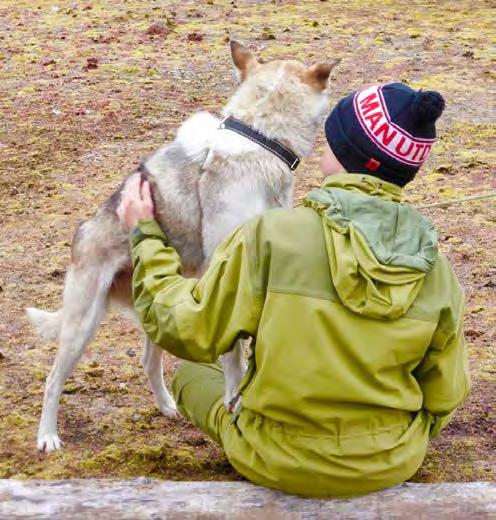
left=220, top=116, right=301, bottom=171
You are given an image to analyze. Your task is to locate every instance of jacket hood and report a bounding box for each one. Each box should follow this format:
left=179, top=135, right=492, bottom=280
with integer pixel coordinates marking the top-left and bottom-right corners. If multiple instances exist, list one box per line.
left=304, top=174, right=438, bottom=320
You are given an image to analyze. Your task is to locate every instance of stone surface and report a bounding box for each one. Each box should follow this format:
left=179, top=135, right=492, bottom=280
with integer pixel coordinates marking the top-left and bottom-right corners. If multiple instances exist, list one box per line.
left=0, top=480, right=494, bottom=519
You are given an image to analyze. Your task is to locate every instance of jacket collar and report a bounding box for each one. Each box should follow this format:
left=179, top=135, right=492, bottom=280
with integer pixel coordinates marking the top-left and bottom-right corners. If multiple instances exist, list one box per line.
left=321, top=173, right=403, bottom=203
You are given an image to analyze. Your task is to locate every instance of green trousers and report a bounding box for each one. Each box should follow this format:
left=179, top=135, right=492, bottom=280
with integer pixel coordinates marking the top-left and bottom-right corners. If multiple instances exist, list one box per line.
left=171, top=361, right=230, bottom=446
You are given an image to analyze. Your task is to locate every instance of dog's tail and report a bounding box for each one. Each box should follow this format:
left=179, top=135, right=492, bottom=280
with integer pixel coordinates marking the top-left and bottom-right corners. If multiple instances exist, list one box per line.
left=26, top=307, right=61, bottom=342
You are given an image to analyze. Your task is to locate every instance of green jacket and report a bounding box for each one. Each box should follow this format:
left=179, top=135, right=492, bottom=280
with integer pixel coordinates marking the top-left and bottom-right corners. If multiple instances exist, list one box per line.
left=131, top=173, right=470, bottom=498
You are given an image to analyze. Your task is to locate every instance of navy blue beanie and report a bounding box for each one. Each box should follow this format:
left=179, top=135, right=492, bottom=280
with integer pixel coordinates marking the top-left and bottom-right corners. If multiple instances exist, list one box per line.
left=325, top=83, right=445, bottom=187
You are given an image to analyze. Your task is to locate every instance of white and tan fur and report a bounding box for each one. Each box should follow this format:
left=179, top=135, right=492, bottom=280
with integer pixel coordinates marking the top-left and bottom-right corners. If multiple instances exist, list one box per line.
left=26, top=41, right=339, bottom=452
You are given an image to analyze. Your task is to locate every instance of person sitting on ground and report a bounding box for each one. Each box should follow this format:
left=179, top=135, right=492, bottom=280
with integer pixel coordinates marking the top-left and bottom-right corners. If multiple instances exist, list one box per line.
left=117, top=82, right=470, bottom=498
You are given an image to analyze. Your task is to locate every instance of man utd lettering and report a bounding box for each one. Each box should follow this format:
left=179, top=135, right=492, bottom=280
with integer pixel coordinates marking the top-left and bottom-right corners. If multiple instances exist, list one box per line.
left=353, top=84, right=435, bottom=166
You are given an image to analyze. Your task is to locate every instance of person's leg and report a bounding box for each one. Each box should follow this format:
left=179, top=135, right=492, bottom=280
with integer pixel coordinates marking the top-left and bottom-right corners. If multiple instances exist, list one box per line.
left=171, top=360, right=230, bottom=446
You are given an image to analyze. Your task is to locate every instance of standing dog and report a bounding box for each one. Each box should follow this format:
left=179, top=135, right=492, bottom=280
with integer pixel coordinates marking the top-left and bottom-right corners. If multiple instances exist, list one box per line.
left=26, top=40, right=339, bottom=452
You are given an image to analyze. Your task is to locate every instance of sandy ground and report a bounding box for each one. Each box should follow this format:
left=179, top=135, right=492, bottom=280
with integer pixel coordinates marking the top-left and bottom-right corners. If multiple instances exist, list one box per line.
left=0, top=0, right=494, bottom=481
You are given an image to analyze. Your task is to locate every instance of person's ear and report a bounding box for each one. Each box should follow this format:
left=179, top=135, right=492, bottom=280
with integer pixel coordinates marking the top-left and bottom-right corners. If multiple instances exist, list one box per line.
left=303, top=59, right=341, bottom=91
left=230, top=40, right=258, bottom=82
left=320, top=142, right=345, bottom=176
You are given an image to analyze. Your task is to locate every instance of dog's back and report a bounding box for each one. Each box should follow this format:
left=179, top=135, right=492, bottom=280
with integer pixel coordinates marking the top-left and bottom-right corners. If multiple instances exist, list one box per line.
left=145, top=111, right=221, bottom=273
left=64, top=110, right=218, bottom=288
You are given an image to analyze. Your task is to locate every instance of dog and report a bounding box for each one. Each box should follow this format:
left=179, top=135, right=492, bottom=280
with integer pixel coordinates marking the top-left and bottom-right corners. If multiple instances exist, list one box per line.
left=26, top=40, right=340, bottom=452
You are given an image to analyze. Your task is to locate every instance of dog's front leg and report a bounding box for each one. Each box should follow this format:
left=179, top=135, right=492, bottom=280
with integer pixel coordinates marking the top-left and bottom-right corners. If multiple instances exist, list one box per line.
left=142, top=336, right=178, bottom=418
left=221, top=339, right=247, bottom=412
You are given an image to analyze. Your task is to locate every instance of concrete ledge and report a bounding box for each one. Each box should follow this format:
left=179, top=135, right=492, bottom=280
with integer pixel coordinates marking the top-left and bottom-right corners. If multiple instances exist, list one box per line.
left=0, top=479, right=494, bottom=519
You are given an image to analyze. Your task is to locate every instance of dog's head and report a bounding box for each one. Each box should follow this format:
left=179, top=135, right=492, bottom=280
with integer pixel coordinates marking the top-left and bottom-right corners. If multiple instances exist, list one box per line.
left=223, top=40, right=340, bottom=158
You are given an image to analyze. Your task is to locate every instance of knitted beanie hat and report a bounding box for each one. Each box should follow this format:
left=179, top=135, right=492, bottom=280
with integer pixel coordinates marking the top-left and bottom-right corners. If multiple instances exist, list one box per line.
left=325, top=82, right=445, bottom=187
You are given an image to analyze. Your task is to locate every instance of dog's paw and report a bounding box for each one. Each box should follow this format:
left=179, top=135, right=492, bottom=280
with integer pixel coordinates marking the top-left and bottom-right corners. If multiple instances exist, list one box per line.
left=224, top=394, right=241, bottom=414
left=157, top=403, right=179, bottom=419
left=37, top=433, right=63, bottom=453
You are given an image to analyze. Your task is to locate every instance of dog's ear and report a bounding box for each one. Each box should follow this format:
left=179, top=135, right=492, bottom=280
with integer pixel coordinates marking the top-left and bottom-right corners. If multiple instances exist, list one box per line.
left=303, top=59, right=341, bottom=90
left=230, top=40, right=258, bottom=81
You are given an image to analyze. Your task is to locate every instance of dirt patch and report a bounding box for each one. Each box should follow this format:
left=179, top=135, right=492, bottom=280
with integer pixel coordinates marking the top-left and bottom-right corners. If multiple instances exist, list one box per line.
left=0, top=0, right=494, bottom=482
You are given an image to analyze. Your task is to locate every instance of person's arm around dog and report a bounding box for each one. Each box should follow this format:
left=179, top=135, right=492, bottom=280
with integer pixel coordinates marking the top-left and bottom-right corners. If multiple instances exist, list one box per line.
left=118, top=175, right=262, bottom=363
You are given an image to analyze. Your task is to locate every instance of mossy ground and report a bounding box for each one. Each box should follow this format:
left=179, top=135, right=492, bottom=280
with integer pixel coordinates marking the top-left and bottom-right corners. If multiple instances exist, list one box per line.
left=0, top=0, right=494, bottom=482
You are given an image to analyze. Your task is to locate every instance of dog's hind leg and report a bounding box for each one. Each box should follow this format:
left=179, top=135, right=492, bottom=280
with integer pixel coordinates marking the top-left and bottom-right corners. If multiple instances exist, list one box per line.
left=37, top=262, right=114, bottom=453
left=108, top=270, right=177, bottom=418
left=142, top=337, right=178, bottom=418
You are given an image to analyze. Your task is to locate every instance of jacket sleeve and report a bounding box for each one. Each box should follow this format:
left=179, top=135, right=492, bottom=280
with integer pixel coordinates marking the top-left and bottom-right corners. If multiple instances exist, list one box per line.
left=414, top=284, right=471, bottom=438
left=130, top=218, right=263, bottom=363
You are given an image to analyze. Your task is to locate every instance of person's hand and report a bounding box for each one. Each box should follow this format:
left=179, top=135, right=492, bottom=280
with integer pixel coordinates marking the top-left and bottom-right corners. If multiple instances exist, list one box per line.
left=117, top=174, right=155, bottom=231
